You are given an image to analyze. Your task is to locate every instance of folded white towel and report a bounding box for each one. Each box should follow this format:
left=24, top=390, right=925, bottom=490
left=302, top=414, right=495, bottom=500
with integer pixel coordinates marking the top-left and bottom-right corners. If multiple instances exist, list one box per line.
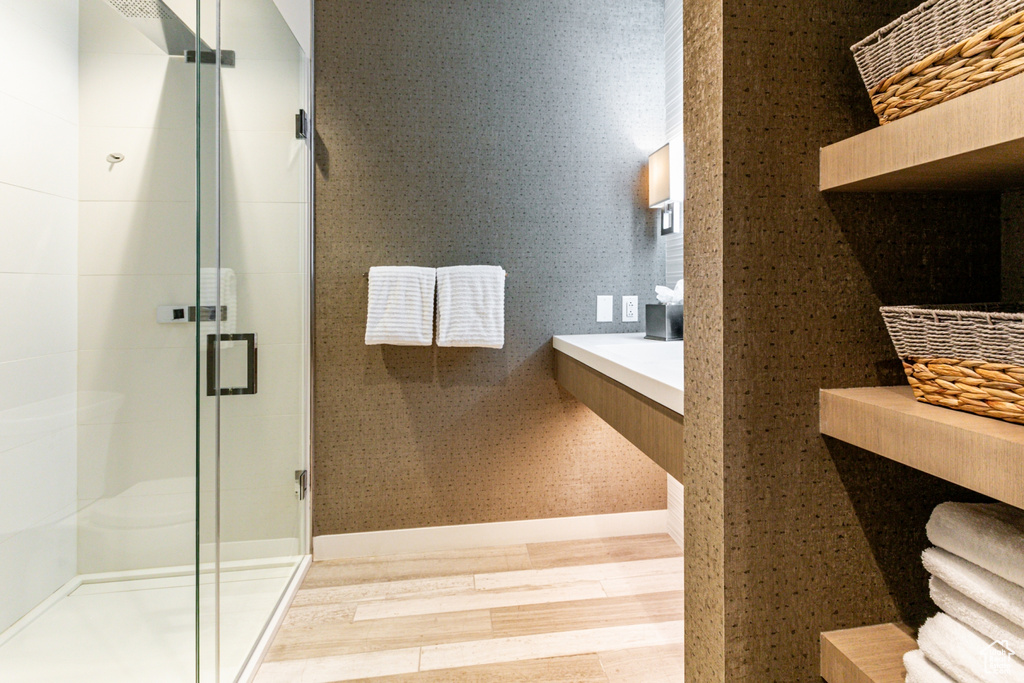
left=904, top=649, right=956, bottom=683
left=923, top=547, right=1024, bottom=632
left=364, top=266, right=436, bottom=346
left=927, top=502, right=1024, bottom=588
left=201, top=266, right=236, bottom=347
left=918, top=613, right=1024, bottom=683
left=931, top=576, right=1024, bottom=660
left=435, top=265, right=505, bottom=349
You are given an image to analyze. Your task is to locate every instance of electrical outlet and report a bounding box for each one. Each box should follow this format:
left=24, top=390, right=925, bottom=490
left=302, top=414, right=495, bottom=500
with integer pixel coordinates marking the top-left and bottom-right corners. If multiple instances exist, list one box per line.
left=597, top=295, right=613, bottom=322
left=623, top=296, right=638, bottom=322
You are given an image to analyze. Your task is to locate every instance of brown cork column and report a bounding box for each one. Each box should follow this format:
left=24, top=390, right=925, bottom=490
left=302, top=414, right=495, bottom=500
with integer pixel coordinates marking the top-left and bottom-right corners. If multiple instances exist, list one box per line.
left=683, top=0, right=1003, bottom=680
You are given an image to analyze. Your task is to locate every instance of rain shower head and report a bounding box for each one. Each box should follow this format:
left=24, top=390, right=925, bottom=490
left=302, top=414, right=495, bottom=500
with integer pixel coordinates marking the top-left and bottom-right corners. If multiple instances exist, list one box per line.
left=101, top=0, right=201, bottom=56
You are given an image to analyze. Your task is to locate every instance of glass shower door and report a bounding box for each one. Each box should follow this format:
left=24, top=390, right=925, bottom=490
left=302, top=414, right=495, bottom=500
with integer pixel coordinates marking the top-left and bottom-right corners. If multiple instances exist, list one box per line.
left=197, top=0, right=309, bottom=680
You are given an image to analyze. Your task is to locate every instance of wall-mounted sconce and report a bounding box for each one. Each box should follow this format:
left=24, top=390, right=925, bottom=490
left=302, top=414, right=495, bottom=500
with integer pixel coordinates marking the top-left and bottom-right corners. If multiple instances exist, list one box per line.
left=648, top=142, right=683, bottom=236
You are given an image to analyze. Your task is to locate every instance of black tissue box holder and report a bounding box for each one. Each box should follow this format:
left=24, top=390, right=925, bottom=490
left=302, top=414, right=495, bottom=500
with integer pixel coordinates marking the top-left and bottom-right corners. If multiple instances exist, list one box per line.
left=645, top=304, right=683, bottom=341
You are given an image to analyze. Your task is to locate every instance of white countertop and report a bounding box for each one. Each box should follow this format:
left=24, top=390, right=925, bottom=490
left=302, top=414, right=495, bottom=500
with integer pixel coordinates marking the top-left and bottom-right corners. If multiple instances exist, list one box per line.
left=552, top=333, right=683, bottom=415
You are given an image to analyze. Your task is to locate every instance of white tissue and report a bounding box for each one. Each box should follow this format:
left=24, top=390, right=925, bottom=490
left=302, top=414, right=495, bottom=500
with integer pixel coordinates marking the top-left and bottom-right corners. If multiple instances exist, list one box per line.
left=656, top=280, right=684, bottom=305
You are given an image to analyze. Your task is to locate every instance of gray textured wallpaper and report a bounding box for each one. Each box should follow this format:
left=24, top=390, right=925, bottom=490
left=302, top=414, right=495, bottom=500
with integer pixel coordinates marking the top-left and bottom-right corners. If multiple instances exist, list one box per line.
left=314, top=0, right=669, bottom=535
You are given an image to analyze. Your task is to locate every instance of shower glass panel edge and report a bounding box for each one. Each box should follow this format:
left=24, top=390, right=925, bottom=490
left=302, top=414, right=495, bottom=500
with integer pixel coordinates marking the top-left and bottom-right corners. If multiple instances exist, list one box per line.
left=198, top=0, right=313, bottom=680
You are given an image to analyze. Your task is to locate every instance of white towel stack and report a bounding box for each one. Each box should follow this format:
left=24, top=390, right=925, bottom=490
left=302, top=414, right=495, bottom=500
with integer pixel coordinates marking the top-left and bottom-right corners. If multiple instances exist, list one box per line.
left=364, top=266, right=437, bottom=346
left=904, top=649, right=956, bottom=683
left=201, top=266, right=236, bottom=347
left=435, top=265, right=505, bottom=349
left=907, top=502, right=1024, bottom=682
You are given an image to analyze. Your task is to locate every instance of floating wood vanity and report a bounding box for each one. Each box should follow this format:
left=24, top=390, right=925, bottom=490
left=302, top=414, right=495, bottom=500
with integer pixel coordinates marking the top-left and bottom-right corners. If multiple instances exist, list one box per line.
left=552, top=334, right=684, bottom=482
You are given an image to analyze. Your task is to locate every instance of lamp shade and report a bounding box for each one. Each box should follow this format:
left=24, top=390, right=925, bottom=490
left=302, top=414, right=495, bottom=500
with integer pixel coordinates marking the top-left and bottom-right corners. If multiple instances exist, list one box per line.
left=648, top=143, right=671, bottom=209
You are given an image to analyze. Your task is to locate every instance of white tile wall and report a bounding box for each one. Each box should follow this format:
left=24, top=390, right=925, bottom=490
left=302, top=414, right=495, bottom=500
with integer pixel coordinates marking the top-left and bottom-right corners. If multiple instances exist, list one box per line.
left=77, top=0, right=204, bottom=572
left=271, top=0, right=311, bottom=57
left=0, top=185, right=77, bottom=276
left=79, top=126, right=195, bottom=203
left=0, top=0, right=79, bottom=634
left=0, top=275, right=78, bottom=363
left=0, top=2, right=79, bottom=124
left=664, top=0, right=683, bottom=286
left=79, top=201, right=194, bottom=275
left=0, top=92, right=78, bottom=198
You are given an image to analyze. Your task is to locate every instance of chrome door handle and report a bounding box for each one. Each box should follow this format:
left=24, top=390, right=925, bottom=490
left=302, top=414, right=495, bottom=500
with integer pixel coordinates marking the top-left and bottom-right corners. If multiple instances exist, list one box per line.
left=206, top=333, right=257, bottom=396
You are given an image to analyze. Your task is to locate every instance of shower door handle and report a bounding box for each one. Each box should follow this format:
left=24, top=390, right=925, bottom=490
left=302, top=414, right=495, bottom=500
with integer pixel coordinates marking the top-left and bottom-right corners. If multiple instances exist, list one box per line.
left=206, top=333, right=257, bottom=396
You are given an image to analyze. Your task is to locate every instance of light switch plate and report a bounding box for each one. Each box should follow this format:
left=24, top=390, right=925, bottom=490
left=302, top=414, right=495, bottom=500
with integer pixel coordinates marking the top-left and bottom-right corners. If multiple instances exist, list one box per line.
left=622, top=296, right=638, bottom=322
left=597, top=295, right=613, bottom=322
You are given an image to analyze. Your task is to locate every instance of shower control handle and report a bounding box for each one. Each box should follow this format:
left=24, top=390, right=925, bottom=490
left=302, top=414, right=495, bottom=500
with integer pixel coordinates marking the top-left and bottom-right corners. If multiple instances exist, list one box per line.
left=206, top=333, right=257, bottom=396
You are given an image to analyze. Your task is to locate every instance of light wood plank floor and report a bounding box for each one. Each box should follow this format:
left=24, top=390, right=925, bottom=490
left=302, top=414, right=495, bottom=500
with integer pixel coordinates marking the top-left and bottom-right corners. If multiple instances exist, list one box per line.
left=255, top=534, right=684, bottom=682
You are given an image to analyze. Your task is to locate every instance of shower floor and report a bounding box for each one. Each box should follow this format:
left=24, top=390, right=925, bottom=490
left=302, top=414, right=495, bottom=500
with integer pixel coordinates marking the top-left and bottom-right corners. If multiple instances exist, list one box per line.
left=0, top=559, right=302, bottom=682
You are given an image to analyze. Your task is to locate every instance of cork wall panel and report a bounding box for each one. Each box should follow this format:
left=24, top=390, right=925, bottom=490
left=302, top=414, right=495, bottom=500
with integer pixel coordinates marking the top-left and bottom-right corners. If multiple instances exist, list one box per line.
left=681, top=0, right=725, bottom=679
left=313, top=0, right=670, bottom=535
left=682, top=0, right=1005, bottom=679
left=718, top=0, right=1002, bottom=680
left=1004, top=190, right=1024, bottom=301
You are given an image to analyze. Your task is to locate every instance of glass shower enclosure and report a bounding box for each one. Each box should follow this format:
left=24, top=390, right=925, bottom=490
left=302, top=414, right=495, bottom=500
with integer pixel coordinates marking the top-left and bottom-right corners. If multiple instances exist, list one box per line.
left=0, top=0, right=311, bottom=680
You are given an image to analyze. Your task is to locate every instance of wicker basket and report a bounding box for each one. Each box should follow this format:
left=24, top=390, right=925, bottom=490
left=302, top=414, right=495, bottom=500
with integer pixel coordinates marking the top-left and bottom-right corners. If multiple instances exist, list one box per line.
left=881, top=304, right=1024, bottom=424
left=852, top=0, right=1024, bottom=124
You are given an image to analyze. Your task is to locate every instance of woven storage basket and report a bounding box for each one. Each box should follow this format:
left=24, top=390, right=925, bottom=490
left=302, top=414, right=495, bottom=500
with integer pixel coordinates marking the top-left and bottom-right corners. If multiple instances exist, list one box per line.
left=881, top=304, right=1024, bottom=424
left=852, top=0, right=1024, bottom=124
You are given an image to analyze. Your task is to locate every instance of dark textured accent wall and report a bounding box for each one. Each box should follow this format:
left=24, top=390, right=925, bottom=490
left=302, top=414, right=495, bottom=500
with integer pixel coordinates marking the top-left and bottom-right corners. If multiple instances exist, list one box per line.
left=314, top=0, right=669, bottom=535
left=684, top=0, right=1003, bottom=680
left=1004, top=190, right=1024, bottom=301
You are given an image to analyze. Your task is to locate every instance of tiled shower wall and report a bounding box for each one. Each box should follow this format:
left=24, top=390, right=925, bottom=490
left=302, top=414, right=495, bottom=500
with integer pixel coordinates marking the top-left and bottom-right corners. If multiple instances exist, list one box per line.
left=0, top=0, right=80, bottom=633
left=684, top=0, right=1003, bottom=679
left=314, top=0, right=669, bottom=535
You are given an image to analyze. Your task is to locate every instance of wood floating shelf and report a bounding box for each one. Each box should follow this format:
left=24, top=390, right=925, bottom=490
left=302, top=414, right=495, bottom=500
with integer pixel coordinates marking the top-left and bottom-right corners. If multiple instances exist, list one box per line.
left=821, top=623, right=916, bottom=683
left=820, top=74, right=1024, bottom=191
left=820, top=386, right=1024, bottom=508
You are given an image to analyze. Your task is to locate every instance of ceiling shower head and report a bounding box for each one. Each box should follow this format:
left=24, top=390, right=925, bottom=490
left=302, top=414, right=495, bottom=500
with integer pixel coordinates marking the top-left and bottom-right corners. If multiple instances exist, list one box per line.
left=101, top=0, right=200, bottom=56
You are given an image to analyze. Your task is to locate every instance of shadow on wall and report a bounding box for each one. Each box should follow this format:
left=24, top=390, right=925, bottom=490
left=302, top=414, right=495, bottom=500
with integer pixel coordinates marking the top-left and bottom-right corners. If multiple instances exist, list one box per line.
left=315, top=130, right=329, bottom=179
left=823, top=190, right=1002, bottom=388
left=376, top=344, right=513, bottom=387
left=825, top=437, right=991, bottom=629
left=824, top=191, right=1002, bottom=308
left=821, top=190, right=1001, bottom=629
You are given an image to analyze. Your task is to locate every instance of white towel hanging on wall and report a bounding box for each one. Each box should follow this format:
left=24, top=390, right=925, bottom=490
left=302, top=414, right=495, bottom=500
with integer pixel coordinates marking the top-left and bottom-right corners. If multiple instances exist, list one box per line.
left=364, top=266, right=436, bottom=346
left=435, top=265, right=506, bottom=349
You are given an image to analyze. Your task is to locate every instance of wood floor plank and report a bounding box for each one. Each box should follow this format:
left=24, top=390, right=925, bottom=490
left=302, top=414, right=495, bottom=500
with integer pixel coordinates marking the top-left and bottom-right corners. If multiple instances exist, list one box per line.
left=526, top=534, right=682, bottom=569
left=255, top=648, right=421, bottom=683
left=352, top=582, right=607, bottom=622
left=418, top=620, right=685, bottom=671
left=600, top=570, right=683, bottom=597
left=266, top=609, right=492, bottom=662
left=342, top=654, right=610, bottom=682
left=280, top=602, right=358, bottom=630
left=490, top=591, right=684, bottom=639
left=304, top=546, right=532, bottom=589
left=598, top=644, right=685, bottom=682
left=291, top=575, right=475, bottom=608
left=474, top=557, right=682, bottom=591
left=260, top=538, right=684, bottom=683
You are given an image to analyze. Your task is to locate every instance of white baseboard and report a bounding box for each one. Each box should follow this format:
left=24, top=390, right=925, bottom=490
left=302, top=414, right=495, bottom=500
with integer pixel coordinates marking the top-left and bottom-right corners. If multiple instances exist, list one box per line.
left=239, top=555, right=311, bottom=683
left=667, top=474, right=684, bottom=551
left=313, top=509, right=668, bottom=561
